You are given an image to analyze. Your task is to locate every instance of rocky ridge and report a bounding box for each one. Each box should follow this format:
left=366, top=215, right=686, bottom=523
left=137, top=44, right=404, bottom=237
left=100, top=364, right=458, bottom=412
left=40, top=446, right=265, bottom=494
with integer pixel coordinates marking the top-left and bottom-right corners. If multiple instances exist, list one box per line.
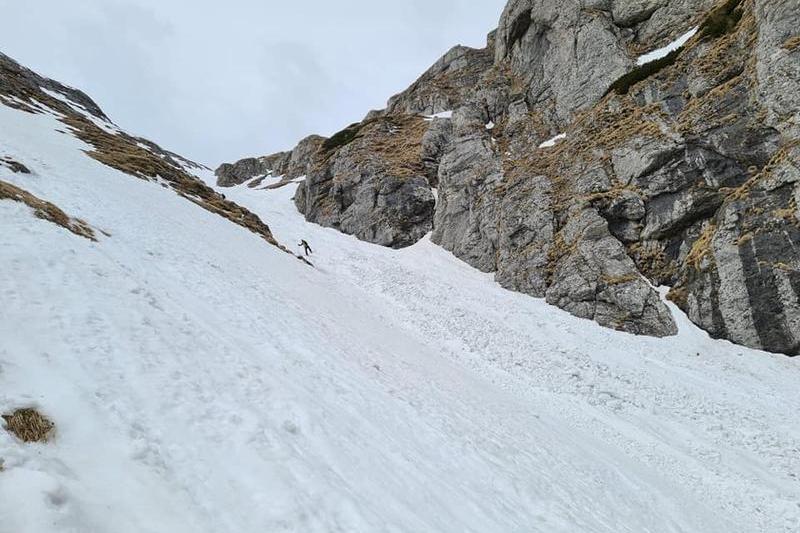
left=217, top=0, right=800, bottom=355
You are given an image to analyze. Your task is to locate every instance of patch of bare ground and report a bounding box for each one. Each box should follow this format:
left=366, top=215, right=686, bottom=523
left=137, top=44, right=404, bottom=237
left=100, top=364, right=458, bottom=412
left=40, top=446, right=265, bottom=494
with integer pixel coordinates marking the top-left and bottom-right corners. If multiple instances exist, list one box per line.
left=0, top=180, right=96, bottom=240
left=0, top=157, right=30, bottom=174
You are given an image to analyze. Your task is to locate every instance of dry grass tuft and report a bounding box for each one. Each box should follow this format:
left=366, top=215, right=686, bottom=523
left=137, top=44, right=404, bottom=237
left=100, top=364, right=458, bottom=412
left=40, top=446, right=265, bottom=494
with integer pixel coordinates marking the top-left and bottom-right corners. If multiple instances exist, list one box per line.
left=627, top=241, right=679, bottom=284
left=317, top=114, right=430, bottom=179
left=600, top=273, right=641, bottom=286
left=0, top=180, right=96, bottom=240
left=685, top=223, right=718, bottom=270
left=725, top=140, right=800, bottom=202
left=782, top=35, right=800, bottom=51
left=666, top=286, right=689, bottom=307
left=366, top=115, right=429, bottom=178
left=2, top=408, right=55, bottom=443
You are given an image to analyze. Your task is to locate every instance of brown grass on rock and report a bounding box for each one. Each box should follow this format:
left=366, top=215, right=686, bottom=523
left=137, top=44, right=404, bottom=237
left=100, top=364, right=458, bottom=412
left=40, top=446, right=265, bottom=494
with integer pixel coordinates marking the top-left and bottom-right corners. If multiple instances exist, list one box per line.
left=316, top=114, right=429, bottom=179
left=783, top=36, right=800, bottom=51
left=0, top=180, right=96, bottom=241
left=2, top=408, right=55, bottom=443
left=685, top=222, right=718, bottom=270
left=366, top=115, right=429, bottom=177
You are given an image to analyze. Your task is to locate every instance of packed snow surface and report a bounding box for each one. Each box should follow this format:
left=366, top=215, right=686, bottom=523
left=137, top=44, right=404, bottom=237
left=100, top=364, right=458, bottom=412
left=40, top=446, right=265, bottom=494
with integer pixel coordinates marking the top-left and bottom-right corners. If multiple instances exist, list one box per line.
left=637, top=27, right=699, bottom=65
left=539, top=133, right=567, bottom=148
left=1, top=101, right=800, bottom=533
left=423, top=110, right=453, bottom=120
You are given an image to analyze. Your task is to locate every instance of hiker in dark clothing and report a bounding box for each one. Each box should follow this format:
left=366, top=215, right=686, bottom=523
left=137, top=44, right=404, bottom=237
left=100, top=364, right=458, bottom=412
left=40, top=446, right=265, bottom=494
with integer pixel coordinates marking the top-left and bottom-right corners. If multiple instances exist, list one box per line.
left=298, top=239, right=313, bottom=256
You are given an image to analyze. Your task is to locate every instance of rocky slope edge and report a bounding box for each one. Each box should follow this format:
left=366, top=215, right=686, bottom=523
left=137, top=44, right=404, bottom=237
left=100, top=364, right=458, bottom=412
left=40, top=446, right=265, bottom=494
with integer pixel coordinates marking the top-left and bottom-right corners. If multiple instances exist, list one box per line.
left=217, top=0, right=799, bottom=355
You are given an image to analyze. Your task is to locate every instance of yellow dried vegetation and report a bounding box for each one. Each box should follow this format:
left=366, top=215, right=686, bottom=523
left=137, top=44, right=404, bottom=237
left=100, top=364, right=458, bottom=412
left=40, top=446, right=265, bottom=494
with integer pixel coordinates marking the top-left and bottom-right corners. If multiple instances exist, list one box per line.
left=2, top=408, right=55, bottom=443
left=0, top=180, right=96, bottom=241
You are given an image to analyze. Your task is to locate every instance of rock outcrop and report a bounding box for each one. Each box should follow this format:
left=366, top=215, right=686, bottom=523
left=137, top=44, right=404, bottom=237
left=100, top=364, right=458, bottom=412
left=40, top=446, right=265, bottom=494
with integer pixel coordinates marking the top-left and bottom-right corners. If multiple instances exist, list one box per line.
left=216, top=134, right=325, bottom=187
left=219, top=0, right=800, bottom=354
left=384, top=43, right=495, bottom=116
left=293, top=115, right=436, bottom=248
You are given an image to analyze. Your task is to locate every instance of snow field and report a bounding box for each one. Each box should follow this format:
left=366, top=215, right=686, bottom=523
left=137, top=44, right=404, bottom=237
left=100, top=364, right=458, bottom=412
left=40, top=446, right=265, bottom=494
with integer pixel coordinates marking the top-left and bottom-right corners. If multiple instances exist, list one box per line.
left=1, top=101, right=799, bottom=532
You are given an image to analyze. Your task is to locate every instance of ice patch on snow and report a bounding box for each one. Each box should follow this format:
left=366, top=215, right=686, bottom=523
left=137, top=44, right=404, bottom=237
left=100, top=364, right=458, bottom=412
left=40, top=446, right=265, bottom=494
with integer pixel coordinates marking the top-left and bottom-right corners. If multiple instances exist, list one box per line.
left=539, top=133, right=567, bottom=148
left=423, top=110, right=453, bottom=121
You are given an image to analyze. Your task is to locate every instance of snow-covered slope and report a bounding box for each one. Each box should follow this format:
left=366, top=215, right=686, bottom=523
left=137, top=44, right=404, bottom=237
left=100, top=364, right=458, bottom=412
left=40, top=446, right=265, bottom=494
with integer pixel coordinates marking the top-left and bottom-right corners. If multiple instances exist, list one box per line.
left=1, top=99, right=800, bottom=533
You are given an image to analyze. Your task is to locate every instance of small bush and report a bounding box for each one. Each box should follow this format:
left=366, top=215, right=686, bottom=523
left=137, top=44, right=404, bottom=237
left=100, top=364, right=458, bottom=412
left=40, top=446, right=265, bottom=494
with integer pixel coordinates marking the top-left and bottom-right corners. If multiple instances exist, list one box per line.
left=2, top=408, right=55, bottom=443
left=606, top=48, right=683, bottom=96
left=699, top=0, right=743, bottom=39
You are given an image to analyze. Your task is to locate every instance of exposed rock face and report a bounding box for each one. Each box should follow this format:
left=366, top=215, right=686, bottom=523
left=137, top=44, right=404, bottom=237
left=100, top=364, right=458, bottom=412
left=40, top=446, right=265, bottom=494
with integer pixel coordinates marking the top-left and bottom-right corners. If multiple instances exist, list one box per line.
left=611, top=0, right=668, bottom=28
left=628, top=0, right=716, bottom=44
left=216, top=135, right=325, bottom=187
left=675, top=143, right=800, bottom=355
left=433, top=105, right=504, bottom=272
left=222, top=0, right=800, bottom=354
left=754, top=0, right=800, bottom=138
left=385, top=43, right=495, bottom=116
left=494, top=0, right=633, bottom=131
left=217, top=38, right=497, bottom=247
left=216, top=157, right=270, bottom=187
left=545, top=207, right=677, bottom=337
left=294, top=115, right=436, bottom=248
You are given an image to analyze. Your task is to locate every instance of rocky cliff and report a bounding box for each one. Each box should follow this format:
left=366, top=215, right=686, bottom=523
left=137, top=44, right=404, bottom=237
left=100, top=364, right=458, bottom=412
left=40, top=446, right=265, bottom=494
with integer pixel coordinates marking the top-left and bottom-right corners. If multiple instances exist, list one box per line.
left=217, top=0, right=800, bottom=355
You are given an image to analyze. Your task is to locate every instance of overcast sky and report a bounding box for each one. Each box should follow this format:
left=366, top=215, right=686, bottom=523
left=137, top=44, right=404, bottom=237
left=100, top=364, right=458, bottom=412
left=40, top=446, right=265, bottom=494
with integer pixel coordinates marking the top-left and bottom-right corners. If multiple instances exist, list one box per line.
left=1, top=1, right=505, bottom=166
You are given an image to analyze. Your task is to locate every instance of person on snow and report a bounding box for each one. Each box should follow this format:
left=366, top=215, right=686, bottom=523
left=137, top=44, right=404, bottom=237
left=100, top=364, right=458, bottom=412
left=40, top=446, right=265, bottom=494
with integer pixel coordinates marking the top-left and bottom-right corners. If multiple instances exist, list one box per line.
left=298, top=239, right=313, bottom=256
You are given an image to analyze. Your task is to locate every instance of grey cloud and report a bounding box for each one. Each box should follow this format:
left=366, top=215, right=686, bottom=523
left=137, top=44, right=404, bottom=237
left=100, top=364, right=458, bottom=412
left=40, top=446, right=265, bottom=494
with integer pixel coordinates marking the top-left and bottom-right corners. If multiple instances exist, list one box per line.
left=0, top=1, right=506, bottom=166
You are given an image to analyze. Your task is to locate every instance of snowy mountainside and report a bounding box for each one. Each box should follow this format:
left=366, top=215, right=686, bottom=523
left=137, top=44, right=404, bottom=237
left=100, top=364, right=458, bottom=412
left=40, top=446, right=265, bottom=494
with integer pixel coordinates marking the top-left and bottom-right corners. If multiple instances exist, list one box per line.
left=0, top=51, right=299, bottom=261
left=218, top=0, right=800, bottom=356
left=0, top=75, right=799, bottom=532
